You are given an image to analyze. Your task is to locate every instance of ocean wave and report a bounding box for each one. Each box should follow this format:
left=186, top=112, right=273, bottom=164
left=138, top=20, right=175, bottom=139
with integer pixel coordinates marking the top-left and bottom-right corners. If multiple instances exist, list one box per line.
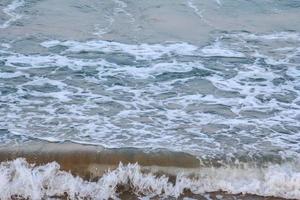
left=0, top=158, right=299, bottom=199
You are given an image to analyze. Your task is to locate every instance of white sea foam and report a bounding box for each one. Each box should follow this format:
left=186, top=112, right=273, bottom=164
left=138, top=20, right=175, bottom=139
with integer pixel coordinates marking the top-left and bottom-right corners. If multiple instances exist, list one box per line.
left=215, top=0, right=222, bottom=6
left=201, top=39, right=245, bottom=57
left=40, top=39, right=247, bottom=59
left=112, top=0, right=134, bottom=21
left=186, top=0, right=204, bottom=19
left=1, top=31, right=300, bottom=162
left=0, top=71, right=25, bottom=78
left=41, top=40, right=199, bottom=60
left=93, top=0, right=134, bottom=37
left=3, top=52, right=115, bottom=71
left=0, top=0, right=25, bottom=29
left=230, top=32, right=300, bottom=41
left=186, top=0, right=214, bottom=27
left=0, top=43, right=11, bottom=49
left=93, top=17, right=114, bottom=37
left=0, top=159, right=300, bottom=199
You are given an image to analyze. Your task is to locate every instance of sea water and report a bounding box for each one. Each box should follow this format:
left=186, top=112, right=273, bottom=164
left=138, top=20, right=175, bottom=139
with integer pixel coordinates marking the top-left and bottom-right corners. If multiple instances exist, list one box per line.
left=0, top=0, right=300, bottom=199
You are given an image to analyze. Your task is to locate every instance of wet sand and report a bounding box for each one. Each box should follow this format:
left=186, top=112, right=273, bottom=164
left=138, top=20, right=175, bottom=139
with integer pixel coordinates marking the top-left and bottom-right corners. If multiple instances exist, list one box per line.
left=118, top=191, right=288, bottom=200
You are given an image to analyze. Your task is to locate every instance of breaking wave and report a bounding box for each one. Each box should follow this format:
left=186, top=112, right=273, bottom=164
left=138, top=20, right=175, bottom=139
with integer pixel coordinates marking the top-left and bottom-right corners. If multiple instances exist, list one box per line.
left=0, top=158, right=299, bottom=199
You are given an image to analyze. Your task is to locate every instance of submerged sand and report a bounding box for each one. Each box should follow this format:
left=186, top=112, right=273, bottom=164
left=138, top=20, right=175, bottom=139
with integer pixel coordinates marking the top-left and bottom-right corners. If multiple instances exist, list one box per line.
left=0, top=141, right=200, bottom=178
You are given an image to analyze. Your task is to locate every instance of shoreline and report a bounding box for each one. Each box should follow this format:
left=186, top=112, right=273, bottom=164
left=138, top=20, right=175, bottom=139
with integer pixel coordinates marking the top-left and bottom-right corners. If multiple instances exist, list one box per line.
left=0, top=141, right=200, bottom=179
left=0, top=141, right=297, bottom=200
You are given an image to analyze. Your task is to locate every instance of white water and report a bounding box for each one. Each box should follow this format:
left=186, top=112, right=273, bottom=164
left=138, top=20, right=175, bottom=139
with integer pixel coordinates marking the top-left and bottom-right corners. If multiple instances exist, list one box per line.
left=1, top=32, right=299, bottom=159
left=0, top=159, right=300, bottom=199
left=0, top=0, right=25, bottom=29
left=40, top=40, right=198, bottom=60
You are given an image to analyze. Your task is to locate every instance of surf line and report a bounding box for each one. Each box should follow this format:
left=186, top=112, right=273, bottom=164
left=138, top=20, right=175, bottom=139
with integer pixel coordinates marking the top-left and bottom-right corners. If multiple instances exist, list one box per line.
left=0, top=0, right=25, bottom=29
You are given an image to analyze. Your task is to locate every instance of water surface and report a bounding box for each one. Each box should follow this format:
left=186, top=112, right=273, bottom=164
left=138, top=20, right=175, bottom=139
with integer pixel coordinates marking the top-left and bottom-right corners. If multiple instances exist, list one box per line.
left=0, top=0, right=300, bottom=199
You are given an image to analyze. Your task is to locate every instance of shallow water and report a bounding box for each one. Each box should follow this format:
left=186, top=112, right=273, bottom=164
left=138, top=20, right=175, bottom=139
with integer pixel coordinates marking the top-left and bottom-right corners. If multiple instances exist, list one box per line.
left=0, top=0, right=300, bottom=199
